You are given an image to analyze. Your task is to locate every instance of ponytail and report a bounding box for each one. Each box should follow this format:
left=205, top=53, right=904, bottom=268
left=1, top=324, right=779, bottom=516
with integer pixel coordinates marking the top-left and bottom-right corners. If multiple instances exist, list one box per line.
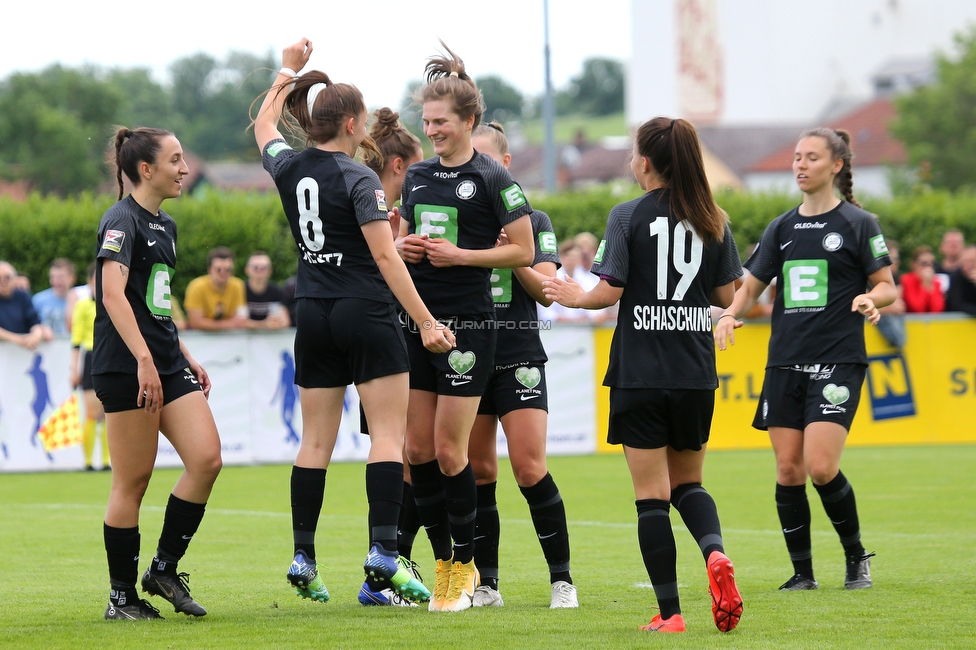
left=634, top=117, right=726, bottom=243
left=109, top=126, right=173, bottom=201
left=800, top=127, right=861, bottom=207
left=416, top=41, right=484, bottom=127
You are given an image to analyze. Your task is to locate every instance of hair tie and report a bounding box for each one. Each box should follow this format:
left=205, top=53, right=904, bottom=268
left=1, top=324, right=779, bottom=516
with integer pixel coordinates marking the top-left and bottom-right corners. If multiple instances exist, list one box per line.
left=449, top=71, right=459, bottom=78
left=306, top=83, right=327, bottom=115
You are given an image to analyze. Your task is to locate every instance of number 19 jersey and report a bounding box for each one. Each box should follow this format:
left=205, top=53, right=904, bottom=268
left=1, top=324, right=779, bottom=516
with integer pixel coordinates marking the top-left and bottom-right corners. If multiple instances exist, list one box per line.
left=592, top=189, right=742, bottom=389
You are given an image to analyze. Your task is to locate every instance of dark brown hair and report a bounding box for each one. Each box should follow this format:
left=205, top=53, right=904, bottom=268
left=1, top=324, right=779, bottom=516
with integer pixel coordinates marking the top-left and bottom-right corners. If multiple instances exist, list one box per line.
left=800, top=127, right=860, bottom=207
left=207, top=246, right=234, bottom=268
left=111, top=126, right=174, bottom=201
left=275, top=72, right=381, bottom=165
left=417, top=41, right=484, bottom=127
left=365, top=107, right=422, bottom=174
left=472, top=122, right=508, bottom=155
left=635, top=117, right=726, bottom=243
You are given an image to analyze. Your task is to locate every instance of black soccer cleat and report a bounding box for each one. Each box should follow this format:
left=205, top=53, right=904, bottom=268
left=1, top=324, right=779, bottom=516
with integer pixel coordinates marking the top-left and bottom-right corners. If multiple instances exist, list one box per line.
left=141, top=569, right=208, bottom=616
left=845, top=552, right=875, bottom=590
left=105, top=591, right=163, bottom=620
left=779, top=573, right=819, bottom=591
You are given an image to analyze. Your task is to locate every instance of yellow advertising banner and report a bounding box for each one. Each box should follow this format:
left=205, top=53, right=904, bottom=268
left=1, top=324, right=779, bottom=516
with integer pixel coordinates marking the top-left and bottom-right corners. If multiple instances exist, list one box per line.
left=595, top=317, right=976, bottom=453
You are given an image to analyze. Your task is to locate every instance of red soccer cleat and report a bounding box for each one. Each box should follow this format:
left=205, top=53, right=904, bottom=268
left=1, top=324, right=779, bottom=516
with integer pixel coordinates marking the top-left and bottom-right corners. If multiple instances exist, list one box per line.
left=639, top=613, right=686, bottom=633
left=707, top=550, right=743, bottom=632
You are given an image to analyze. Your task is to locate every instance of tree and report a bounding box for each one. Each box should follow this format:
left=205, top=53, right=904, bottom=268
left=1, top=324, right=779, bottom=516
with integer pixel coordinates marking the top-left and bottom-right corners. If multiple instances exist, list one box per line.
left=891, top=27, right=976, bottom=191
left=476, top=75, right=524, bottom=123
left=555, top=57, right=625, bottom=117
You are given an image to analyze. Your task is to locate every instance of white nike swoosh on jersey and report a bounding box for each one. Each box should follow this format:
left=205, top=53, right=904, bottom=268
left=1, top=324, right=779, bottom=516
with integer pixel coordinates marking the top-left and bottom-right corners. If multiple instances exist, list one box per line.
left=780, top=241, right=793, bottom=250
left=148, top=240, right=157, bottom=246
left=411, top=185, right=427, bottom=192
left=451, top=379, right=471, bottom=386
left=520, top=394, right=540, bottom=401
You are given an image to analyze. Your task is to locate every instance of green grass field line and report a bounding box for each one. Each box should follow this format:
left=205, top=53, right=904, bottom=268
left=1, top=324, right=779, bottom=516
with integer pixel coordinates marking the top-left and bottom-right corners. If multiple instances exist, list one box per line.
left=1, top=446, right=974, bottom=649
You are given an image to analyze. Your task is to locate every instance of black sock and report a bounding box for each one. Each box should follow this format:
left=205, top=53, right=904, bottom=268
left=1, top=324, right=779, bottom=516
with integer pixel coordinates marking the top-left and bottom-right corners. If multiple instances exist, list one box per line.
left=813, top=470, right=865, bottom=561
left=520, top=473, right=572, bottom=584
left=409, top=460, right=452, bottom=561
left=104, top=523, right=140, bottom=598
left=398, top=482, right=421, bottom=560
left=776, top=483, right=814, bottom=578
left=366, top=461, right=403, bottom=554
left=636, top=499, right=679, bottom=619
left=150, top=494, right=206, bottom=574
left=443, top=463, right=478, bottom=564
left=671, top=482, right=724, bottom=562
left=474, top=482, right=500, bottom=590
left=291, top=466, right=327, bottom=561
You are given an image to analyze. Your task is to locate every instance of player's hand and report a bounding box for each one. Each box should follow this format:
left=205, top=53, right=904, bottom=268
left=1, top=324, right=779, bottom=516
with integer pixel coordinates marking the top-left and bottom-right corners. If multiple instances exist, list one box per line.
left=714, top=314, right=743, bottom=351
left=424, top=237, right=464, bottom=267
left=542, top=276, right=583, bottom=308
left=853, top=294, right=880, bottom=325
left=282, top=38, right=312, bottom=74
left=397, top=233, right=428, bottom=264
left=420, top=320, right=456, bottom=353
left=187, top=356, right=212, bottom=399
left=388, top=207, right=401, bottom=240
left=137, top=357, right=163, bottom=413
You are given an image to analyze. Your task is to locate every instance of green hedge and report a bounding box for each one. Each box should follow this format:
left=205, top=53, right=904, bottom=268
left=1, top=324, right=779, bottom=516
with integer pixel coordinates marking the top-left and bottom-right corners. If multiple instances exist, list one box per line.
left=3, top=186, right=975, bottom=300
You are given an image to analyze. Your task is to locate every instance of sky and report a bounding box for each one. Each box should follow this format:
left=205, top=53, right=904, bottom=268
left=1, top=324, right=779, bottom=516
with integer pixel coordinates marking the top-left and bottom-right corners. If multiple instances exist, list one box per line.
left=0, top=0, right=632, bottom=110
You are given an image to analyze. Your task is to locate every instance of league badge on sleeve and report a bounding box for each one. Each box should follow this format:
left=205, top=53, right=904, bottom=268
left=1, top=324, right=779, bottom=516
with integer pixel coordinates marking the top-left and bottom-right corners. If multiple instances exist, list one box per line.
left=375, top=189, right=388, bottom=212
left=102, top=230, right=125, bottom=253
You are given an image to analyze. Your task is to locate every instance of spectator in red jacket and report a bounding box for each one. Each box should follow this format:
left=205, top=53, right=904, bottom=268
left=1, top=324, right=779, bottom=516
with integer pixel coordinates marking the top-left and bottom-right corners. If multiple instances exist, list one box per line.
left=901, top=245, right=944, bottom=313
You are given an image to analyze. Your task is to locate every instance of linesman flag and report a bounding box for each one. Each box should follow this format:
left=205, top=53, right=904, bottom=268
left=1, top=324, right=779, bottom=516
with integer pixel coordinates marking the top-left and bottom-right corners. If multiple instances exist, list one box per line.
left=37, top=394, right=82, bottom=452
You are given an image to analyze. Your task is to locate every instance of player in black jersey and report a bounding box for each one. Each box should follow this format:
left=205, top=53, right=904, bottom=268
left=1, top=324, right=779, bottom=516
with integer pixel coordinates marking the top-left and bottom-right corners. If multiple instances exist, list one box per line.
left=546, top=117, right=744, bottom=633
left=254, top=39, right=455, bottom=607
left=716, top=128, right=896, bottom=593
left=398, top=43, right=536, bottom=612
left=95, top=127, right=221, bottom=621
left=464, top=123, right=577, bottom=609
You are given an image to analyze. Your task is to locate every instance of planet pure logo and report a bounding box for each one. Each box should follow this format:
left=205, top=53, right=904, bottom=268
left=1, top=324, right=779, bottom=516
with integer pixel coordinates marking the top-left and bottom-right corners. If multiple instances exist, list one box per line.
left=515, top=366, right=541, bottom=389
left=822, top=383, right=850, bottom=405
left=448, top=350, right=476, bottom=375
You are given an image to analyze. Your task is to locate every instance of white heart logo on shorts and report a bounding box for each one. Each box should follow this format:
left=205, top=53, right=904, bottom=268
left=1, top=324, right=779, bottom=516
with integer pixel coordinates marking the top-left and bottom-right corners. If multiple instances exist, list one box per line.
left=515, top=366, right=541, bottom=389
left=822, top=383, right=850, bottom=405
left=448, top=350, right=476, bottom=375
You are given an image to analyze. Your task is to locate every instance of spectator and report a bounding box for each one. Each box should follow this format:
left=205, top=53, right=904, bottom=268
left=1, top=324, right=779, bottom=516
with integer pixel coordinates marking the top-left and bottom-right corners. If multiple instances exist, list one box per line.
left=945, top=245, right=976, bottom=316
left=935, top=229, right=965, bottom=275
left=901, top=245, right=945, bottom=313
left=0, top=261, right=51, bottom=349
left=281, top=275, right=298, bottom=327
left=244, top=251, right=290, bottom=329
left=183, top=247, right=249, bottom=330
left=13, top=273, right=31, bottom=294
left=31, top=258, right=76, bottom=335
left=574, top=231, right=599, bottom=273
left=538, top=241, right=594, bottom=323
left=877, top=239, right=907, bottom=348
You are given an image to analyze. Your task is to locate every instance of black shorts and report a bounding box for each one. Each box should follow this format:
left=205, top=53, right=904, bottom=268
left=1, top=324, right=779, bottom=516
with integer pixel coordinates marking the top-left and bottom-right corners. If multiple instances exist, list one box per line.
left=93, top=368, right=203, bottom=414
left=401, top=311, right=496, bottom=397
left=81, top=350, right=94, bottom=391
left=295, top=297, right=409, bottom=388
left=607, top=387, right=714, bottom=451
left=478, top=363, right=548, bottom=417
left=752, top=363, right=865, bottom=432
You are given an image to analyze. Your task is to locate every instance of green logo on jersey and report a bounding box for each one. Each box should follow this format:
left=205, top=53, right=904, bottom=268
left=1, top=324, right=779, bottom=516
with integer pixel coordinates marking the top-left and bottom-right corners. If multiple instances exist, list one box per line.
left=593, top=240, right=607, bottom=264
left=490, top=268, right=513, bottom=304
left=515, top=366, right=541, bottom=389
left=501, top=184, right=527, bottom=211
left=416, top=204, right=459, bottom=244
left=822, top=383, right=850, bottom=405
left=145, top=263, right=174, bottom=318
left=870, top=234, right=888, bottom=258
left=783, top=259, right=828, bottom=308
left=267, top=141, right=291, bottom=157
left=538, top=231, right=557, bottom=253
left=448, top=350, right=477, bottom=375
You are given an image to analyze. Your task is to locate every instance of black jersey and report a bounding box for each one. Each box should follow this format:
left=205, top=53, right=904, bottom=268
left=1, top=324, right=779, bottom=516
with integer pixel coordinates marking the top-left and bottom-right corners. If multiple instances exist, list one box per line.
left=592, top=190, right=742, bottom=389
left=401, top=151, right=533, bottom=315
left=745, top=201, right=891, bottom=367
left=93, top=195, right=188, bottom=375
left=490, top=210, right=560, bottom=366
left=263, top=140, right=393, bottom=303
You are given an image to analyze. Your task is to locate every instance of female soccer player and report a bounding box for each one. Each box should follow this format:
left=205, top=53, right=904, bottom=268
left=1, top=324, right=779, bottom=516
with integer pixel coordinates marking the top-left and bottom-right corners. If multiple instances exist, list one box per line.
left=95, top=126, right=222, bottom=620
left=466, top=123, right=577, bottom=609
left=545, top=117, right=744, bottom=633
left=71, top=262, right=108, bottom=471
left=398, top=43, right=536, bottom=612
left=254, top=38, right=454, bottom=606
left=715, top=128, right=896, bottom=592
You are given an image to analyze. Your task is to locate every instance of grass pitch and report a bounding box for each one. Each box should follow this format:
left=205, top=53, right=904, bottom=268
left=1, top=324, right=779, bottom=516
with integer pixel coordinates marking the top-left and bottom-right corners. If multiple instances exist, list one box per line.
left=1, top=445, right=974, bottom=649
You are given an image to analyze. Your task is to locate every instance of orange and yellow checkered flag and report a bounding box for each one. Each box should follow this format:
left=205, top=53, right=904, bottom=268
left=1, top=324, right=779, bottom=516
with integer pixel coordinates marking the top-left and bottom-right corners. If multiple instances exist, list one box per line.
left=36, top=394, right=82, bottom=452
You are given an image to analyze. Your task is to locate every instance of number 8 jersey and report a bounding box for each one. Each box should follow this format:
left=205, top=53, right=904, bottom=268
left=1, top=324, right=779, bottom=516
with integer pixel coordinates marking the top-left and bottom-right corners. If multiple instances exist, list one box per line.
left=592, top=189, right=742, bottom=389
left=745, top=201, right=891, bottom=367
left=93, top=195, right=187, bottom=375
